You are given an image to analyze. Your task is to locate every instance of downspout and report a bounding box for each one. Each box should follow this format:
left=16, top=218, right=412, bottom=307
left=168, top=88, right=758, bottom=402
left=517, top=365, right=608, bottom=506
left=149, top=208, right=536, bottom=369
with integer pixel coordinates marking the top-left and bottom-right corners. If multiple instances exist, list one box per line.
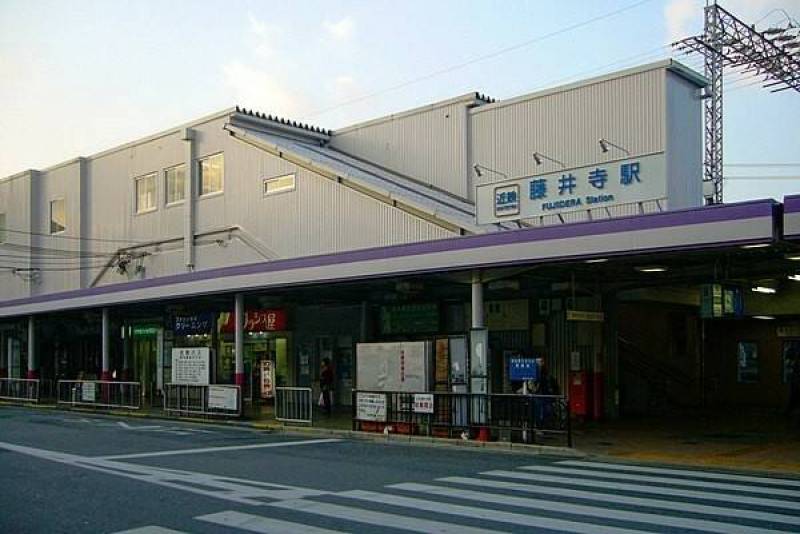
left=182, top=127, right=195, bottom=271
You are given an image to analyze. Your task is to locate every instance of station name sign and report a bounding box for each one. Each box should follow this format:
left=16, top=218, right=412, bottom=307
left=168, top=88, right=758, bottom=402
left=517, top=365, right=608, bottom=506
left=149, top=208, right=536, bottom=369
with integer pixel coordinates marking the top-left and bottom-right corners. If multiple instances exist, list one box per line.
left=476, top=153, right=666, bottom=224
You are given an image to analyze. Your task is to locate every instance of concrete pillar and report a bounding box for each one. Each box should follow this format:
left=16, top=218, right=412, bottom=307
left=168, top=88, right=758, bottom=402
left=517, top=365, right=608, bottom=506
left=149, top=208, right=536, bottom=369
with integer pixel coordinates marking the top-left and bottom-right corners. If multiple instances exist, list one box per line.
left=182, top=128, right=195, bottom=271
left=26, top=316, right=37, bottom=379
left=471, top=273, right=484, bottom=329
left=101, top=308, right=111, bottom=381
left=234, top=293, right=245, bottom=386
left=7, top=336, right=13, bottom=379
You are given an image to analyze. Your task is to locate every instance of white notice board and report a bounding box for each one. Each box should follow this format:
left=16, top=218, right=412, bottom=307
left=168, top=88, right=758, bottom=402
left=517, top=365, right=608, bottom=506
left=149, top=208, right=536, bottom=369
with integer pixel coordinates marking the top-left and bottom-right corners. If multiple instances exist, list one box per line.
left=356, top=392, right=387, bottom=422
left=171, top=347, right=210, bottom=385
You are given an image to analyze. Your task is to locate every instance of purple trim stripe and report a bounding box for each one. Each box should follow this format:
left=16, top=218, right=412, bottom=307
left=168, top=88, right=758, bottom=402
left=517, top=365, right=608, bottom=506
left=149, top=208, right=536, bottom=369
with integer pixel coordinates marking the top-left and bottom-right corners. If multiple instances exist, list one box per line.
left=0, top=198, right=777, bottom=311
left=784, top=195, right=800, bottom=214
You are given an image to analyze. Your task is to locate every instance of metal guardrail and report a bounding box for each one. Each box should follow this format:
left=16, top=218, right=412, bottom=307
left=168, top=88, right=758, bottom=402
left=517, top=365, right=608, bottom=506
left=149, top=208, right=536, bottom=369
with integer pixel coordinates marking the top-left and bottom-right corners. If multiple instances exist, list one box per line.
left=0, top=378, right=40, bottom=403
left=163, top=383, right=241, bottom=418
left=57, top=380, right=141, bottom=410
left=352, top=390, right=571, bottom=447
left=274, top=387, right=313, bottom=424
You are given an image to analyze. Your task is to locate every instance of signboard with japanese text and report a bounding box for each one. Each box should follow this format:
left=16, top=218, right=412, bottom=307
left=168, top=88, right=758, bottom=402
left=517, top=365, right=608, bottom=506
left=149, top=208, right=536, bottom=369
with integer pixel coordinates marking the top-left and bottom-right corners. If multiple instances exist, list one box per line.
left=174, top=313, right=215, bottom=336
left=566, top=310, right=605, bottom=322
left=356, top=392, right=387, bottom=422
left=81, top=382, right=96, bottom=402
left=171, top=347, right=210, bottom=385
left=413, top=393, right=434, bottom=414
left=219, top=309, right=287, bottom=333
left=476, top=153, right=666, bottom=224
left=260, top=360, right=275, bottom=399
left=208, top=385, right=239, bottom=411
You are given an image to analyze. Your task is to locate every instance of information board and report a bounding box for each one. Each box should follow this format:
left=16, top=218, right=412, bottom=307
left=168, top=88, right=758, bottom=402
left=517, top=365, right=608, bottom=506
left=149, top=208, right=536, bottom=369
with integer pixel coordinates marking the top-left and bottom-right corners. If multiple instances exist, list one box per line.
left=171, top=347, right=210, bottom=385
left=81, top=382, right=96, bottom=402
left=356, top=392, right=387, bottom=422
left=208, top=385, right=239, bottom=411
left=413, top=393, right=434, bottom=414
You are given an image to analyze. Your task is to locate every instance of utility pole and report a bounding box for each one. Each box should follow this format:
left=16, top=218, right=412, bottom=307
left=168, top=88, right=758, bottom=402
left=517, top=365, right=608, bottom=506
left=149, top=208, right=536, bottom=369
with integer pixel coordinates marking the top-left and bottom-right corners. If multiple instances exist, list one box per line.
left=673, top=1, right=800, bottom=204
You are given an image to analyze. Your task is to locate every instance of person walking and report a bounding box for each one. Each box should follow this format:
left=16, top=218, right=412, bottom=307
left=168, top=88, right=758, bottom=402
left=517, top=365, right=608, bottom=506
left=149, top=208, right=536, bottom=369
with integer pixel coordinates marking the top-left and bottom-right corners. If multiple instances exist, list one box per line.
left=320, top=358, right=334, bottom=415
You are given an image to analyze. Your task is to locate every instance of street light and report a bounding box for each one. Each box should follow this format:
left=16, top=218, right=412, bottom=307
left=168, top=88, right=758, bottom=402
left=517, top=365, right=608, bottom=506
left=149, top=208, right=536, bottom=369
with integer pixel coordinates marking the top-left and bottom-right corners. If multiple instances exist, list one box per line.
left=532, top=151, right=566, bottom=168
left=473, top=164, right=508, bottom=180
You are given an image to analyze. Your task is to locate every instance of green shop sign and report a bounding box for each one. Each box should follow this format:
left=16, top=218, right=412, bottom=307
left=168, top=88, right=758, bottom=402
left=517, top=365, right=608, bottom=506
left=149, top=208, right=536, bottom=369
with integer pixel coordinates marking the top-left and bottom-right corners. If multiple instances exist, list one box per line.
left=132, top=326, right=160, bottom=336
left=380, top=303, right=439, bottom=335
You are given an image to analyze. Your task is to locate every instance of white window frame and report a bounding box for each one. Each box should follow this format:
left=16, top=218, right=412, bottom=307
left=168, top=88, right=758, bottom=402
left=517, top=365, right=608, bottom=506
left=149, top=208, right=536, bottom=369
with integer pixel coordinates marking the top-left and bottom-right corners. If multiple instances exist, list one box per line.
left=262, top=173, right=296, bottom=197
left=135, top=172, right=158, bottom=215
left=50, top=198, right=66, bottom=234
left=165, top=163, right=187, bottom=206
left=198, top=152, right=224, bottom=198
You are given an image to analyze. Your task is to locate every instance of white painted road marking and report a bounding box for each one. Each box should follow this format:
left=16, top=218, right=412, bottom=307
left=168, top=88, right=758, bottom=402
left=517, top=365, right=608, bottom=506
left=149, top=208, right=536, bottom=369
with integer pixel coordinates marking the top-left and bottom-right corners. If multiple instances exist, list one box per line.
left=98, top=438, right=342, bottom=460
left=520, top=465, right=800, bottom=498
left=337, top=489, right=650, bottom=534
left=439, top=476, right=800, bottom=527
left=389, top=482, right=786, bottom=534
left=482, top=469, right=800, bottom=511
left=112, top=527, right=188, bottom=534
left=268, top=498, right=504, bottom=534
left=0, top=441, right=327, bottom=505
left=559, top=460, right=800, bottom=487
left=197, top=510, right=345, bottom=533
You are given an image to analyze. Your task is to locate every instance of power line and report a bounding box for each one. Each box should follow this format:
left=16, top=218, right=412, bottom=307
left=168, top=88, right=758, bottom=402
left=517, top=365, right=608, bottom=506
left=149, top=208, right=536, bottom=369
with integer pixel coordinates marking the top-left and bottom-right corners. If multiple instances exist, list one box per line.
left=0, top=226, right=143, bottom=245
left=300, top=0, right=656, bottom=120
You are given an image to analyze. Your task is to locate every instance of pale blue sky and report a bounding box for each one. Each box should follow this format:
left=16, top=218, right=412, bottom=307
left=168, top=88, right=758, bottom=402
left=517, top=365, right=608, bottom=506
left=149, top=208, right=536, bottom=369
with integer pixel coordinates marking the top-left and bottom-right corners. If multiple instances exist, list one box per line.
left=0, top=0, right=797, bottom=202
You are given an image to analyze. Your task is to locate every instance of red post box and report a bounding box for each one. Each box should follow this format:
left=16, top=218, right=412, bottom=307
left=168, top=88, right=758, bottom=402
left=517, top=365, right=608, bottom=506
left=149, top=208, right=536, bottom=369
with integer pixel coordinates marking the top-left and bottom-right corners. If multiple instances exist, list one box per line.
left=569, top=370, right=592, bottom=418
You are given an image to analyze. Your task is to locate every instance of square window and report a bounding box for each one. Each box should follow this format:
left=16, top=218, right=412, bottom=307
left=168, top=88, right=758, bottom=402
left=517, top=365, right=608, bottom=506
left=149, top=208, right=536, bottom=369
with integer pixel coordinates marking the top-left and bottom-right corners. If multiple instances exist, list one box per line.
left=135, top=173, right=157, bottom=213
left=199, top=153, right=224, bottom=196
left=165, top=164, right=186, bottom=204
left=50, top=198, right=65, bottom=234
left=263, top=173, right=296, bottom=196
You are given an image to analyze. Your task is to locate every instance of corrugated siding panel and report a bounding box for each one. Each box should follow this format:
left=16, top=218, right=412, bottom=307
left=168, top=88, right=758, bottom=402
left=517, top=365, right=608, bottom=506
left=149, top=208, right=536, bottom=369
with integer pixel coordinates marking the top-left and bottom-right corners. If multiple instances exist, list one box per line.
left=330, top=102, right=468, bottom=198
left=470, top=69, right=666, bottom=199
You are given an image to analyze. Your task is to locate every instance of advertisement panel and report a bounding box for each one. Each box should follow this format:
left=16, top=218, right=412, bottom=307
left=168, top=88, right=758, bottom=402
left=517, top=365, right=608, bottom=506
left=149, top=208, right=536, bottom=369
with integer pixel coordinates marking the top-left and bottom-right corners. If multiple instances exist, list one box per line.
left=356, top=341, right=431, bottom=392
left=476, top=153, right=666, bottom=224
left=208, top=385, right=239, bottom=411
left=171, top=347, right=210, bottom=385
left=219, top=309, right=287, bottom=333
left=413, top=393, right=434, bottom=414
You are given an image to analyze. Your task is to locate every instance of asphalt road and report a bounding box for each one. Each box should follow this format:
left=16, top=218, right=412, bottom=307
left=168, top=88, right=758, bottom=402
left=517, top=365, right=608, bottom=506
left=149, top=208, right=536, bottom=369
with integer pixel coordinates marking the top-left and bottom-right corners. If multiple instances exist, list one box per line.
left=1, top=407, right=800, bottom=533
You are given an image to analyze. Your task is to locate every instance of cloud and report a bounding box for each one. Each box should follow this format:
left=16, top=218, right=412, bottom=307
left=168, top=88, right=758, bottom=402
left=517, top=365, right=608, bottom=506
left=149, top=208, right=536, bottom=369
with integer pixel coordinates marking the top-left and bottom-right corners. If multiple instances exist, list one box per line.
left=323, top=16, right=355, bottom=41
left=222, top=61, right=309, bottom=118
left=247, top=12, right=282, bottom=58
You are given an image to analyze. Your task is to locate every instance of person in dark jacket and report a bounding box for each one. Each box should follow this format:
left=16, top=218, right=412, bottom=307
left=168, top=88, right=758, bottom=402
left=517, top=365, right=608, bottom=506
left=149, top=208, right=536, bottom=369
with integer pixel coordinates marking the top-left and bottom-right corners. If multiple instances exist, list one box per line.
left=320, top=358, right=334, bottom=415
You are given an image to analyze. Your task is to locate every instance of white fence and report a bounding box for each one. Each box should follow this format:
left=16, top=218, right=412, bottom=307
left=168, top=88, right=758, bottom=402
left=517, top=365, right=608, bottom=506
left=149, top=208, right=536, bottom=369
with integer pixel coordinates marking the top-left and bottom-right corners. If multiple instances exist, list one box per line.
left=0, top=378, right=40, bottom=403
left=274, top=387, right=313, bottom=424
left=163, top=384, right=241, bottom=418
left=57, top=380, right=141, bottom=410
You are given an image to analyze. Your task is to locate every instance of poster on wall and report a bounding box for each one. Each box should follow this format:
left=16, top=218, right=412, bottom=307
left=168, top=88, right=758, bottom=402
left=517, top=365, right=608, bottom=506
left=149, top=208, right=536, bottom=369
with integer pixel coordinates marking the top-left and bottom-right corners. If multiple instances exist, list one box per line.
left=171, top=347, right=210, bottom=385
left=260, top=360, right=275, bottom=399
left=736, top=342, right=759, bottom=384
left=356, top=392, right=387, bottom=421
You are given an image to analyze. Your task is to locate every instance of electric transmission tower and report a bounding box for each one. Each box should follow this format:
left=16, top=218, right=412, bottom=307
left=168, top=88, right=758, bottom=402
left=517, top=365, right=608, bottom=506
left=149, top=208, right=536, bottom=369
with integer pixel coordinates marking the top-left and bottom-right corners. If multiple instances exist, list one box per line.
left=673, top=1, right=800, bottom=204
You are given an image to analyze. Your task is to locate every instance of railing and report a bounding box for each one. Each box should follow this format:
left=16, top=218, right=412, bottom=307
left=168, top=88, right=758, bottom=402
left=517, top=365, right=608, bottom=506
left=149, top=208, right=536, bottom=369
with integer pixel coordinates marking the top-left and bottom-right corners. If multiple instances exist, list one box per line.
left=0, top=378, right=40, bottom=403
left=163, top=384, right=241, bottom=418
left=352, top=390, right=571, bottom=447
left=274, top=387, right=313, bottom=424
left=57, top=380, right=141, bottom=410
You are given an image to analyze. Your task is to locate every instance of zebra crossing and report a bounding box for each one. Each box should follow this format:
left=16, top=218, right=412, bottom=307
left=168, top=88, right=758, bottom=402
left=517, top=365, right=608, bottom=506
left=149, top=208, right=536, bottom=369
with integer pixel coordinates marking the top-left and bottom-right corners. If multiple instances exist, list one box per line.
left=168, top=458, right=800, bottom=533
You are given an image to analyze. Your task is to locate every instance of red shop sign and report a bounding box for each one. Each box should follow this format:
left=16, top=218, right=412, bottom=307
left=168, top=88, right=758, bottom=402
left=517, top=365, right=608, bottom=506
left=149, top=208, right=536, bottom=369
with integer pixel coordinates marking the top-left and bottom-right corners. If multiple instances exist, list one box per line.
left=221, top=309, right=287, bottom=333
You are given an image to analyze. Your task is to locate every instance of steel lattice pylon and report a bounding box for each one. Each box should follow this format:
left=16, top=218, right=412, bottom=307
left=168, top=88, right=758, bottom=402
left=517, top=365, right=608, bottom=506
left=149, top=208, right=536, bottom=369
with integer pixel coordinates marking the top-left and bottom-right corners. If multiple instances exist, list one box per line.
left=674, top=1, right=800, bottom=204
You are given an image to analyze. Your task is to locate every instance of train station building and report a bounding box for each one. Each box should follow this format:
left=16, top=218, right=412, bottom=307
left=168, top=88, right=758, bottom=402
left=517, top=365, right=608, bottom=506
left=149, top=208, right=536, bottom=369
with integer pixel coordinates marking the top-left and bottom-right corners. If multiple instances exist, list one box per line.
left=1, top=59, right=798, bottom=438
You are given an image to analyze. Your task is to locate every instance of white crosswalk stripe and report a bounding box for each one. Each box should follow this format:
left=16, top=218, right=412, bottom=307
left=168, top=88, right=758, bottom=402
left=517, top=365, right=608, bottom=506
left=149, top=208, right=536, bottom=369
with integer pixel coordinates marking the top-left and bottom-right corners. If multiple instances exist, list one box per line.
left=558, top=460, right=800, bottom=487
left=267, top=498, right=504, bottom=533
left=197, top=510, right=345, bottom=533
left=439, top=475, right=800, bottom=527
left=482, top=469, right=800, bottom=511
left=338, top=489, right=651, bottom=534
left=186, top=460, right=800, bottom=534
left=519, top=465, right=800, bottom=498
left=388, top=482, right=787, bottom=534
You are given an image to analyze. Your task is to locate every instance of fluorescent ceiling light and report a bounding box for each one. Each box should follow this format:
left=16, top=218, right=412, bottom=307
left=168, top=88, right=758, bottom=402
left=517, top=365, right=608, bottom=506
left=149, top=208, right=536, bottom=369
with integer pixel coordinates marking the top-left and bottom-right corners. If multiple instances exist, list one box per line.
left=751, top=286, right=777, bottom=294
left=741, top=243, right=771, bottom=249
left=585, top=258, right=608, bottom=264
left=786, top=253, right=800, bottom=261
left=788, top=274, right=800, bottom=282
left=636, top=266, right=667, bottom=273
left=753, top=315, right=776, bottom=320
